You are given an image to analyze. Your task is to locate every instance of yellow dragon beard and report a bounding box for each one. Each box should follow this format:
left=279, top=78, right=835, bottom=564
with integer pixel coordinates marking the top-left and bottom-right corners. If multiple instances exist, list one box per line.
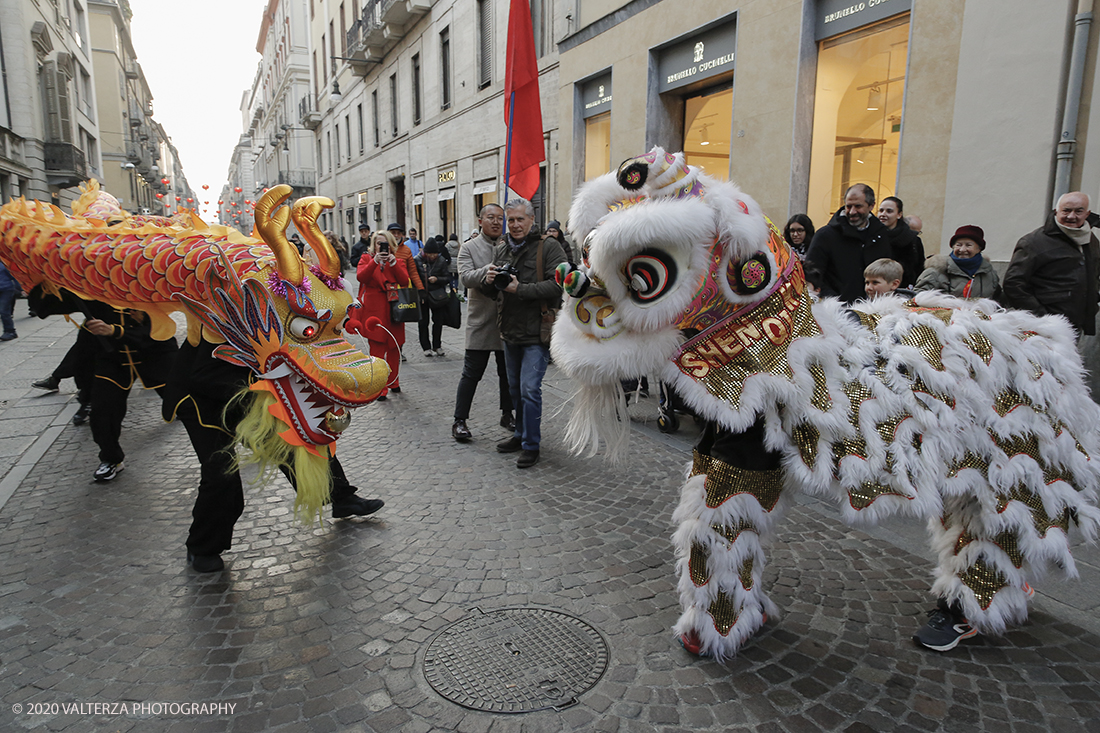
left=231, top=388, right=334, bottom=523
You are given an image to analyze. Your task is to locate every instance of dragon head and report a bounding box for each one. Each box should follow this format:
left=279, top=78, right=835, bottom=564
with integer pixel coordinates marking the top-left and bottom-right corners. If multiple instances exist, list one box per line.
left=552, top=148, right=810, bottom=458
left=183, top=185, right=388, bottom=454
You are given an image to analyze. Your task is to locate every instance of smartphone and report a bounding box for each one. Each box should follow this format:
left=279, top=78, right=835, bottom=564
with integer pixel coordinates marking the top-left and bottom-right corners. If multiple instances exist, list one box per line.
left=379, top=242, right=390, bottom=253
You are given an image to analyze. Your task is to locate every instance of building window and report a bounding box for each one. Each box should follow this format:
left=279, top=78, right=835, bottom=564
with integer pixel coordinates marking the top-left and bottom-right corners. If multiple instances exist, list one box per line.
left=321, top=35, right=327, bottom=81
left=584, top=112, right=610, bottom=181
left=412, top=54, right=422, bottom=126
left=372, top=90, right=380, bottom=147
left=345, top=114, right=351, bottom=160
left=683, top=84, right=732, bottom=182
left=330, top=22, right=336, bottom=67
left=808, top=16, right=910, bottom=227
left=530, top=0, right=547, bottom=58
left=389, top=73, right=398, bottom=137
left=317, top=138, right=323, bottom=175
left=340, top=2, right=347, bottom=55
left=326, top=130, right=332, bottom=172
left=335, top=123, right=341, bottom=166
left=477, top=0, right=492, bottom=89
left=440, top=27, right=452, bottom=109
left=313, top=52, right=319, bottom=103
left=357, top=103, right=364, bottom=152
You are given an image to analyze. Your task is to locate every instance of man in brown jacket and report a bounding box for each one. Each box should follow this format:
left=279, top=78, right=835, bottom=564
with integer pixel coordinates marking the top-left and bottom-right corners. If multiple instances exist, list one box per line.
left=1003, top=192, right=1100, bottom=336
left=452, top=204, right=514, bottom=441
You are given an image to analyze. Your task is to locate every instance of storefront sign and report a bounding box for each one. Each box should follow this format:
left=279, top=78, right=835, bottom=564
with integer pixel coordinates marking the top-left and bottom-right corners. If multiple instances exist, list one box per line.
left=438, top=168, right=456, bottom=183
left=472, top=181, right=497, bottom=195
left=657, top=19, right=737, bottom=94
left=437, top=188, right=455, bottom=201
left=816, top=0, right=911, bottom=40
left=581, top=73, right=613, bottom=119
left=357, top=192, right=369, bottom=204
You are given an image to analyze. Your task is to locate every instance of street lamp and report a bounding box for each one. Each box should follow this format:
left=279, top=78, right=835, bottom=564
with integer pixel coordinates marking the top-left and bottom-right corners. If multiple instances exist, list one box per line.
left=328, top=55, right=382, bottom=106
left=329, top=79, right=343, bottom=105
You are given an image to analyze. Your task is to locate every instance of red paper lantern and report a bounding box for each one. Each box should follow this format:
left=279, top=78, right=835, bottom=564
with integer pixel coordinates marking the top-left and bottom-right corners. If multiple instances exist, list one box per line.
left=187, top=198, right=193, bottom=203
left=234, top=187, right=242, bottom=193
left=202, top=184, right=210, bottom=190
left=175, top=196, right=181, bottom=202
left=161, top=178, right=170, bottom=185
left=155, top=193, right=163, bottom=199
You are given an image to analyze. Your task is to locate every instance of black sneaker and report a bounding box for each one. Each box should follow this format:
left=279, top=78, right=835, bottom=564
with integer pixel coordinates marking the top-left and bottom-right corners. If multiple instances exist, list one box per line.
left=913, top=599, right=978, bottom=651
left=500, top=412, right=516, bottom=431
left=332, top=495, right=384, bottom=519
left=187, top=551, right=225, bottom=573
left=33, top=375, right=60, bottom=392
left=72, top=404, right=90, bottom=425
left=496, top=436, right=523, bottom=453
left=516, top=449, right=540, bottom=468
left=93, top=461, right=124, bottom=482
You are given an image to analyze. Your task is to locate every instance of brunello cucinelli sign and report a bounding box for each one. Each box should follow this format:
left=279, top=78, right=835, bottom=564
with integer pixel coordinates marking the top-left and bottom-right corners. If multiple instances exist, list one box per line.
left=581, top=73, right=612, bottom=119
left=816, top=0, right=911, bottom=41
left=657, top=19, right=737, bottom=94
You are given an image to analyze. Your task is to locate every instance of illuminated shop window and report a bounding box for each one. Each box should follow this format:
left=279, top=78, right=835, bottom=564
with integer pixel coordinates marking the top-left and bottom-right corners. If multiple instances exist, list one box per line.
left=584, top=111, right=611, bottom=181
left=683, top=85, right=732, bottom=181
left=808, top=16, right=909, bottom=226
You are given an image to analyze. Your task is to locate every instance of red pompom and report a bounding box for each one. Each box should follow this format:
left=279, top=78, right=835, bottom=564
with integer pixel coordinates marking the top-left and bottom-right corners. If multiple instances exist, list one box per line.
left=365, top=316, right=382, bottom=330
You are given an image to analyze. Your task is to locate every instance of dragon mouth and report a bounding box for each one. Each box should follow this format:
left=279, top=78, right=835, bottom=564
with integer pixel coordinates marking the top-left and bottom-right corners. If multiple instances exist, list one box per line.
left=260, top=354, right=372, bottom=445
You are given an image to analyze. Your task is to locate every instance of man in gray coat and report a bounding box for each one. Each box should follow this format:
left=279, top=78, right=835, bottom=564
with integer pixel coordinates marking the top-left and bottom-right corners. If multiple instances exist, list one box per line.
left=451, top=204, right=514, bottom=442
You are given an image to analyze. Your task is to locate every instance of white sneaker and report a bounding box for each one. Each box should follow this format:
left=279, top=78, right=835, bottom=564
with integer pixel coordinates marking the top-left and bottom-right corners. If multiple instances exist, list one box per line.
left=434, top=349, right=445, bottom=357
left=424, top=350, right=434, bottom=357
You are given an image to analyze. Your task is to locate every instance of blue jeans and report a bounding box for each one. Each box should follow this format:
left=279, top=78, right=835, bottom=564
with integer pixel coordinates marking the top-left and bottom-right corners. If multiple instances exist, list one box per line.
left=503, top=342, right=550, bottom=451
left=0, top=287, right=16, bottom=335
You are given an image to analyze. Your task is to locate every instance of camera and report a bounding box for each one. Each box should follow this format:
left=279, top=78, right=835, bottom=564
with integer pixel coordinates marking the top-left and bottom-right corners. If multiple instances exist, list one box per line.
left=379, top=242, right=389, bottom=253
left=493, top=263, right=519, bottom=290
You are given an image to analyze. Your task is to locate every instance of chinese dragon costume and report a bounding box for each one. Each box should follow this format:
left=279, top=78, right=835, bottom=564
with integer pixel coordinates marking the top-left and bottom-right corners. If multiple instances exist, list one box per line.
left=551, top=148, right=1100, bottom=660
left=0, top=181, right=388, bottom=520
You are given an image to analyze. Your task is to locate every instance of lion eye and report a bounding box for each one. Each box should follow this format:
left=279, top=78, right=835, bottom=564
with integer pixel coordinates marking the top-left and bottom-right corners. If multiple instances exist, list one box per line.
left=624, top=248, right=677, bottom=303
left=288, top=316, right=321, bottom=340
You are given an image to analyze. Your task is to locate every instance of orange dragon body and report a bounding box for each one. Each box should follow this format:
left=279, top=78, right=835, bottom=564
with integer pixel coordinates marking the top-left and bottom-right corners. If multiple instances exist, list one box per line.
left=0, top=181, right=388, bottom=517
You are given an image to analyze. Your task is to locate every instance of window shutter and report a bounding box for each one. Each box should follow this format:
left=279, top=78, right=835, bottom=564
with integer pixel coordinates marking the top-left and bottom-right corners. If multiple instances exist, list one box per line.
left=478, top=0, right=492, bottom=88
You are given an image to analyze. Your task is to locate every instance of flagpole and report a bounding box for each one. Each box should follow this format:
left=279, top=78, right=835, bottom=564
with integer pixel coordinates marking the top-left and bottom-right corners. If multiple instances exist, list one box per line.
left=504, top=92, right=515, bottom=206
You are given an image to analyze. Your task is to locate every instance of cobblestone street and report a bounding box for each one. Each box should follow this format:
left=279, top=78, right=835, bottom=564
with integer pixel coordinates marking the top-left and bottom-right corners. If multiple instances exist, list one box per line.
left=1, top=310, right=1099, bottom=733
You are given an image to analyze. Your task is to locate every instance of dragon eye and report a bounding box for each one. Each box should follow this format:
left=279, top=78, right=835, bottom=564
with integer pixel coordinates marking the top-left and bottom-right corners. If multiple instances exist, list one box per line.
left=288, top=316, right=321, bottom=340
left=624, top=248, right=677, bottom=303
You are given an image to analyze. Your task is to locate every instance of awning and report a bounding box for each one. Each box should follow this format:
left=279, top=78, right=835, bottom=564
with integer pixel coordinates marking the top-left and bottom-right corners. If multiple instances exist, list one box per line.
left=437, top=188, right=456, bottom=201
left=412, top=194, right=424, bottom=205
left=472, top=181, right=497, bottom=195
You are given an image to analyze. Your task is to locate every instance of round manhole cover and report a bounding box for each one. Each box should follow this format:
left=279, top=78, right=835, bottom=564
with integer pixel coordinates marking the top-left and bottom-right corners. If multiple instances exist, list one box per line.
left=423, top=607, right=609, bottom=713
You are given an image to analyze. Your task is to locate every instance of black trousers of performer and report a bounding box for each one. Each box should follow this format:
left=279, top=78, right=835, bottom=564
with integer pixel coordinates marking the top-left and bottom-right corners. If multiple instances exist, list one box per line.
left=179, top=399, right=359, bottom=557
left=54, top=328, right=96, bottom=405
left=453, top=349, right=512, bottom=420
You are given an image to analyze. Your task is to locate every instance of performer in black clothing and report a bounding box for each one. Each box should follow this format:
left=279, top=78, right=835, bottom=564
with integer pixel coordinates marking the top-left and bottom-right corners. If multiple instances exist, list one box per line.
left=84, top=306, right=177, bottom=481
left=163, top=339, right=384, bottom=573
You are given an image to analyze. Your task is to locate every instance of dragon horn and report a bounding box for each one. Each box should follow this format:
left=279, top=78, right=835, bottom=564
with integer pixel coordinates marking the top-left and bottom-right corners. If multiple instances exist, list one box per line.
left=254, top=184, right=304, bottom=285
left=291, top=196, right=339, bottom=278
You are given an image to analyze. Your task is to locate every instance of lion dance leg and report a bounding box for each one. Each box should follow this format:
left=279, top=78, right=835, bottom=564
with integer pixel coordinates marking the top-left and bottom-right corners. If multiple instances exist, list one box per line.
left=672, top=417, right=785, bottom=660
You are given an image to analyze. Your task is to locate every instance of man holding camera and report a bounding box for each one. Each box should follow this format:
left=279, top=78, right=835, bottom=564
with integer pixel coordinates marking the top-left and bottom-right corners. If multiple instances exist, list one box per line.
left=482, top=198, right=566, bottom=468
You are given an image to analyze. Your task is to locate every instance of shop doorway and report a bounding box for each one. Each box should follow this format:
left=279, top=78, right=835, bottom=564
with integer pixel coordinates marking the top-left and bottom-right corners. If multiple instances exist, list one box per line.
left=585, top=111, right=611, bottom=180
left=807, top=15, right=909, bottom=227
left=683, top=84, right=732, bottom=180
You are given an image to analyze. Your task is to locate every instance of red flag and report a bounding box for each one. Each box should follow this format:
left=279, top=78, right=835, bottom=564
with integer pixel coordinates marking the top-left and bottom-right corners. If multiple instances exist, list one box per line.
left=504, top=0, right=544, bottom=201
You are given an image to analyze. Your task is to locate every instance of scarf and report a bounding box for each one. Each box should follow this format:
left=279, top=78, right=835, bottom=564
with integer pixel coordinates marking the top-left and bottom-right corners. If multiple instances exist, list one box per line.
left=1057, top=220, right=1093, bottom=246
left=951, top=252, right=983, bottom=277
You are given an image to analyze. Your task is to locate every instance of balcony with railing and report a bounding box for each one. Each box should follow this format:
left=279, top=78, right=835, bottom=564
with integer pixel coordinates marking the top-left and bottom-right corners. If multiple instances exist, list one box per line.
left=344, top=0, right=435, bottom=68
left=278, top=169, right=316, bottom=191
left=44, top=142, right=87, bottom=188
left=299, top=94, right=321, bottom=130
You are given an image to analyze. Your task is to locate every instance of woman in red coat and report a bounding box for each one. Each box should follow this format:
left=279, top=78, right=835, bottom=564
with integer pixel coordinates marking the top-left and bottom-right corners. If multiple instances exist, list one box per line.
left=347, top=230, right=408, bottom=399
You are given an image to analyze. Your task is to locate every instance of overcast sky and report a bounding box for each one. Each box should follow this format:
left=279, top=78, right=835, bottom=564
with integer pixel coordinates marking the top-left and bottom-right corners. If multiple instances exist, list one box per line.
left=128, top=0, right=268, bottom=220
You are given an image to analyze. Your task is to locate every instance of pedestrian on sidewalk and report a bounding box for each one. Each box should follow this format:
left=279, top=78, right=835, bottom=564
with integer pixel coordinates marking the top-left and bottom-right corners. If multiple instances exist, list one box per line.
left=451, top=204, right=514, bottom=442
left=346, top=230, right=409, bottom=400
left=0, top=259, right=19, bottom=341
left=415, top=239, right=451, bottom=357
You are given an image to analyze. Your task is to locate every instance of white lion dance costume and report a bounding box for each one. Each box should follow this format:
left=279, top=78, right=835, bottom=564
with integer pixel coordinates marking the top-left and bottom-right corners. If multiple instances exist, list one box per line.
left=551, top=148, right=1100, bottom=660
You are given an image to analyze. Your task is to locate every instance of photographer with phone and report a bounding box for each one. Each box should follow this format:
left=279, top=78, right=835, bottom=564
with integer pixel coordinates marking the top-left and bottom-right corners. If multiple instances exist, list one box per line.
left=481, top=198, right=566, bottom=469
left=346, top=230, right=409, bottom=399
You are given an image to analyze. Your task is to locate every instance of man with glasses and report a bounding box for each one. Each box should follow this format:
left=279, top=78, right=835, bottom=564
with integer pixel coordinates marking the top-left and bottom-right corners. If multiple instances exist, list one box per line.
left=451, top=204, right=514, bottom=442
left=1004, top=191, right=1100, bottom=337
